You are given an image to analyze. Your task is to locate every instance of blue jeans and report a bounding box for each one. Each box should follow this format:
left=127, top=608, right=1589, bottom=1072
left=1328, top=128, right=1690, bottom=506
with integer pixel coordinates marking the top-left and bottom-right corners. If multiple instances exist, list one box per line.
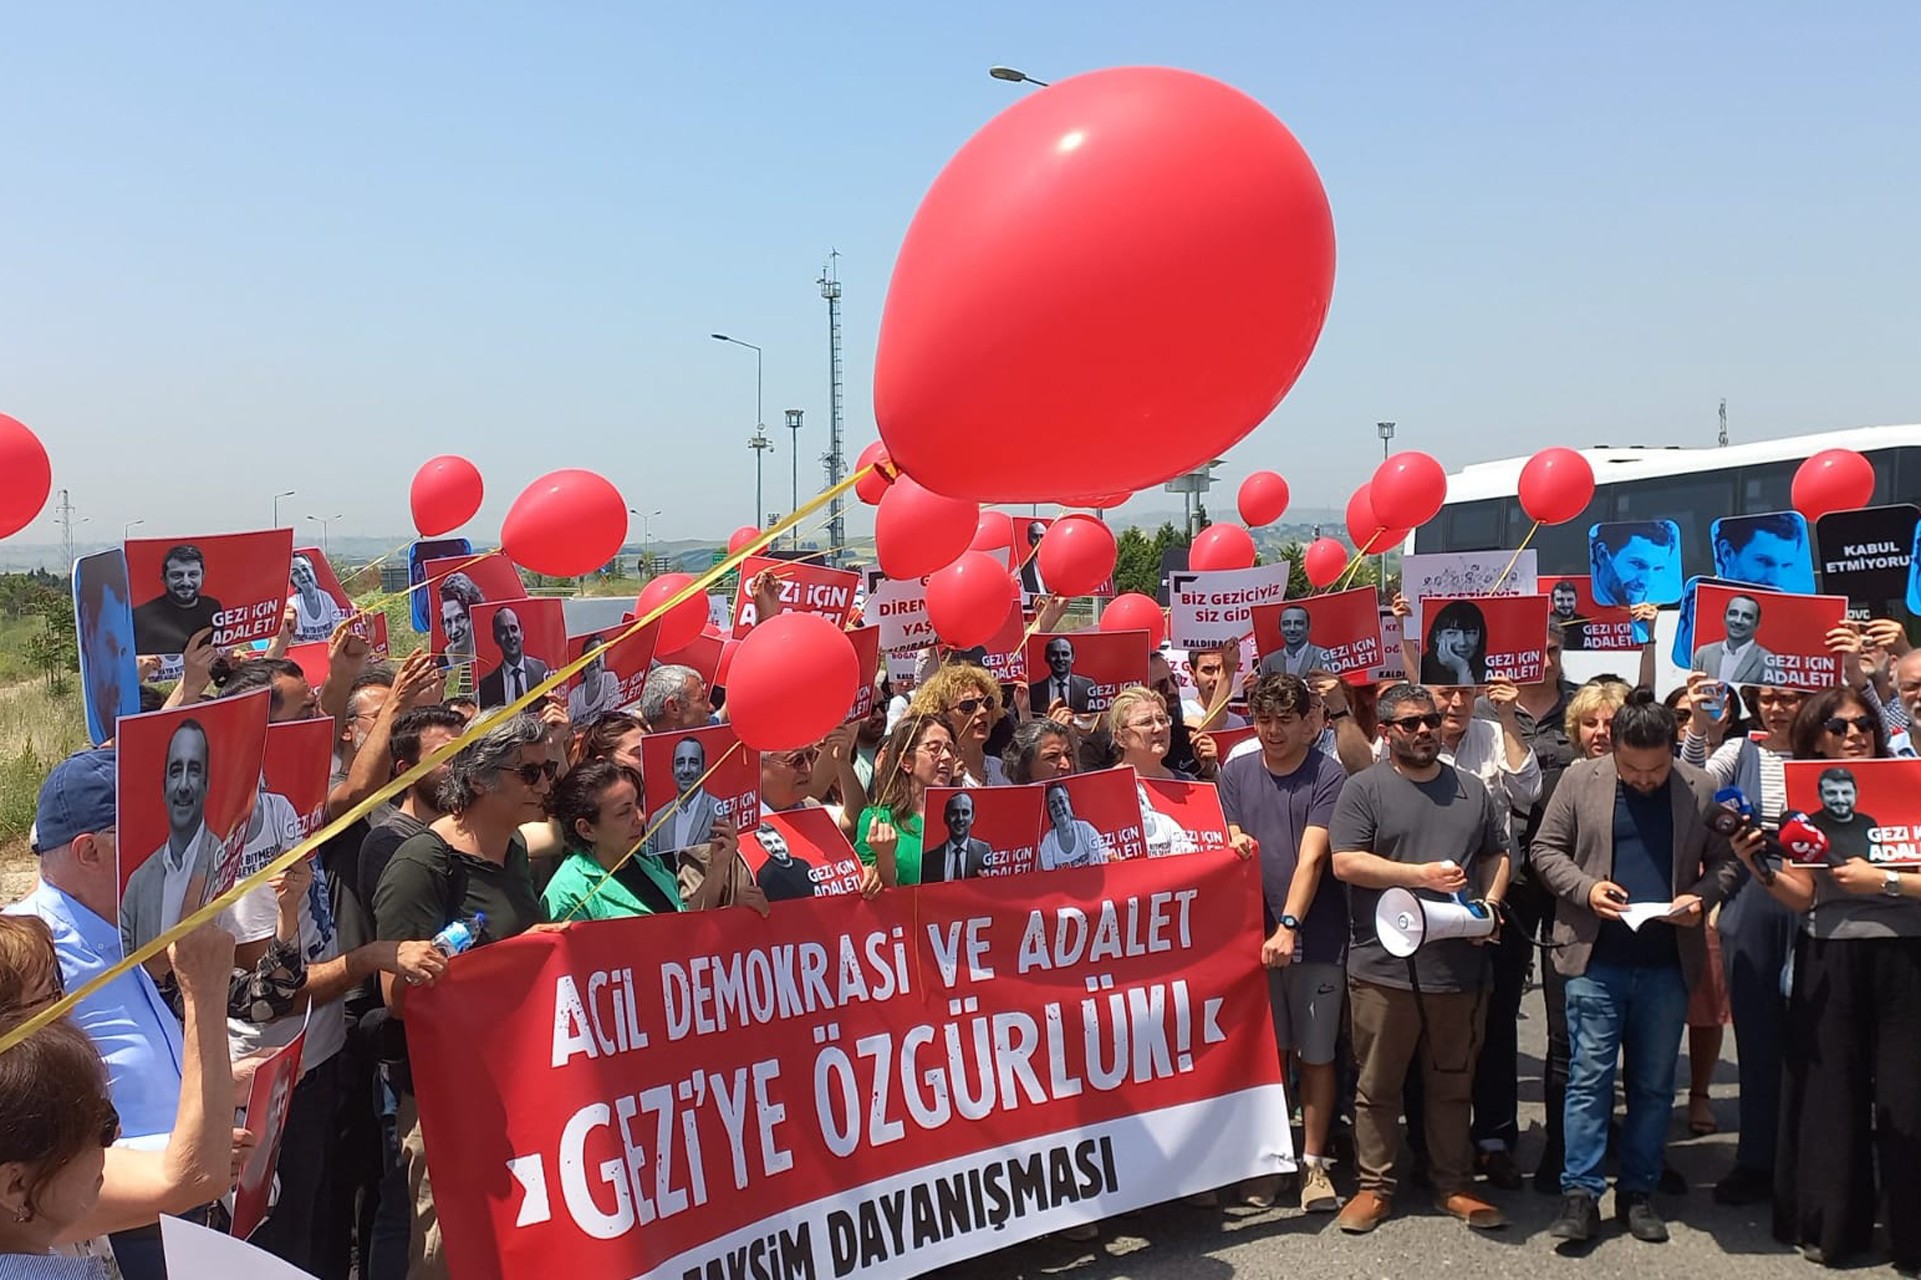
left=1562, top=960, right=1689, bottom=1197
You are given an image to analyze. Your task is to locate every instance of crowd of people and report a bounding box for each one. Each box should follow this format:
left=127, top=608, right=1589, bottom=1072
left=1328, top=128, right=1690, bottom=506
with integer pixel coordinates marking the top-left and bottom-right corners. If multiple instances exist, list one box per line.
left=3, top=564, right=1919, bottom=1279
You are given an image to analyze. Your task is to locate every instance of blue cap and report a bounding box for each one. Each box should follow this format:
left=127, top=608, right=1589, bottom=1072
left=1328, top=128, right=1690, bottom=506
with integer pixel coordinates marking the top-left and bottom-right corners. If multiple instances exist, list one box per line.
left=33, top=750, right=117, bottom=854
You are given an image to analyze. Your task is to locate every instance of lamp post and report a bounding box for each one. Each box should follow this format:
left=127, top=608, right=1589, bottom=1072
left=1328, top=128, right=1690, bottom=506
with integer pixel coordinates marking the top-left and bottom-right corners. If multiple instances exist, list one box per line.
left=1376, top=422, right=1396, bottom=591
left=784, top=409, right=804, bottom=551
left=124, top=519, right=144, bottom=539
left=712, top=334, right=767, bottom=527
left=273, top=490, right=296, bottom=528
left=630, top=507, right=661, bottom=578
left=306, top=513, right=341, bottom=559
left=988, top=65, right=1050, bottom=87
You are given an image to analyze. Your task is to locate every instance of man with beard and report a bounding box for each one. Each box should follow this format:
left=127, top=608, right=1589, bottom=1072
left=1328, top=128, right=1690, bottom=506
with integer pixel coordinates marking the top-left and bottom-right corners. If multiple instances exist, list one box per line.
left=1260, top=605, right=1329, bottom=678
left=1808, top=766, right=1879, bottom=862
left=1329, top=682, right=1512, bottom=1236
left=753, top=825, right=817, bottom=901
left=133, top=544, right=226, bottom=655
left=121, top=718, right=224, bottom=953
left=1691, top=594, right=1774, bottom=686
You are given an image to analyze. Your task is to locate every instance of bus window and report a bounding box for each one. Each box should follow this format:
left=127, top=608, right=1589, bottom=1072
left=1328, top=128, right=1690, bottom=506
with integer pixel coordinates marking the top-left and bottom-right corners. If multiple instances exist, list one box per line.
left=1737, top=461, right=1794, bottom=516
left=1528, top=488, right=1615, bottom=575
left=1438, top=497, right=1513, bottom=552
left=1871, top=448, right=1915, bottom=506
left=1611, top=473, right=1734, bottom=578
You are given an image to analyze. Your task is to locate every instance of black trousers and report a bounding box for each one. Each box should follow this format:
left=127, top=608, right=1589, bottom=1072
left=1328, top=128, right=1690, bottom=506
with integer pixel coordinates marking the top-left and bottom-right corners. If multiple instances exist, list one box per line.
left=1773, top=933, right=1921, bottom=1271
left=1469, top=879, right=1567, bottom=1154
left=1718, top=880, right=1796, bottom=1174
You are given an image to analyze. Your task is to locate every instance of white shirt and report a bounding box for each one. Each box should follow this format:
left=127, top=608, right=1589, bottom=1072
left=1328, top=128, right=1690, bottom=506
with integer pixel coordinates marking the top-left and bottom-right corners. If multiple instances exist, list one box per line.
left=1181, top=698, right=1248, bottom=731
left=1037, top=820, right=1110, bottom=870
left=500, top=662, right=531, bottom=701
left=671, top=791, right=712, bottom=850
left=226, top=790, right=346, bottom=1071
left=1717, top=638, right=1757, bottom=682
left=1136, top=782, right=1197, bottom=858
left=568, top=672, right=621, bottom=722
left=157, top=823, right=214, bottom=936
left=290, top=591, right=345, bottom=643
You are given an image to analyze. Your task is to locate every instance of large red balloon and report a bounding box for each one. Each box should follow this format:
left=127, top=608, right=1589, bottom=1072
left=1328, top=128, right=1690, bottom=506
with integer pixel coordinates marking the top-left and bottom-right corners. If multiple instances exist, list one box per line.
left=1035, top=514, right=1117, bottom=597
left=408, top=455, right=483, bottom=537
left=727, top=525, right=762, bottom=556
left=714, top=637, right=742, bottom=688
left=874, top=476, right=979, bottom=580
left=1369, top=451, right=1448, bottom=531
left=1792, top=449, right=1877, bottom=523
left=0, top=415, right=52, bottom=541
left=970, top=509, right=1015, bottom=553
left=1063, top=492, right=1131, bottom=510
left=1188, top=522, right=1258, bottom=573
left=1101, top=593, right=1167, bottom=649
left=1238, top=471, right=1290, bottom=527
left=1517, top=448, right=1596, bottom=526
left=874, top=67, right=1335, bottom=503
left=501, top=469, right=626, bottom=577
left=925, top=552, right=1019, bottom=649
left=854, top=441, right=895, bottom=506
left=1344, top=484, right=1412, bottom=555
left=636, top=573, right=710, bottom=657
left=1304, top=536, right=1349, bottom=589
left=725, top=613, right=860, bottom=752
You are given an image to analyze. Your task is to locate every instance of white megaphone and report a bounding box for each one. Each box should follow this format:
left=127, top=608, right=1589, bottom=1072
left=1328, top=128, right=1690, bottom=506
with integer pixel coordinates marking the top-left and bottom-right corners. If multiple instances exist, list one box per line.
left=1376, top=886, right=1497, bottom=957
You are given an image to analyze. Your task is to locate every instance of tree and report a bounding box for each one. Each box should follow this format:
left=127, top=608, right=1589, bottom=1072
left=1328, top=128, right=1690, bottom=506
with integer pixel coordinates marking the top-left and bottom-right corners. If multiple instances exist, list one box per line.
left=27, top=591, right=76, bottom=694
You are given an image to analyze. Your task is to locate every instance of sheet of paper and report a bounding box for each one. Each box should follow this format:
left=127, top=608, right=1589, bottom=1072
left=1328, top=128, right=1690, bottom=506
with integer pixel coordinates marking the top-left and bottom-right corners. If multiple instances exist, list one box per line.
left=162, top=1214, right=317, bottom=1278
left=1618, top=900, right=1681, bottom=932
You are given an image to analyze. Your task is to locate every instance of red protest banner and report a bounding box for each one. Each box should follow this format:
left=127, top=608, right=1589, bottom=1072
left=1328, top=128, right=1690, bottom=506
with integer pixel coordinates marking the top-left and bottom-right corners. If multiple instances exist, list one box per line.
left=845, top=625, right=882, bottom=724
left=1415, top=595, right=1550, bottom=686
left=979, top=605, right=1027, bottom=686
left=565, top=620, right=659, bottom=722
left=288, top=547, right=354, bottom=643
left=114, top=690, right=270, bottom=951
left=230, top=1015, right=309, bottom=1240
left=471, top=598, right=568, bottom=710
left=1784, top=758, right=1921, bottom=867
left=640, top=723, right=760, bottom=850
left=1023, top=632, right=1152, bottom=716
left=1252, top=586, right=1382, bottom=681
left=1137, top=778, right=1231, bottom=858
left=345, top=610, right=389, bottom=660
left=424, top=551, right=526, bottom=664
left=739, top=807, right=865, bottom=900
left=1196, top=724, right=1257, bottom=761
left=1540, top=574, right=1637, bottom=653
left=127, top=530, right=295, bottom=655
left=733, top=556, right=863, bottom=637
left=667, top=631, right=727, bottom=690
left=261, top=717, right=336, bottom=840
left=1688, top=583, right=1849, bottom=691
left=406, top=853, right=1290, bottom=1280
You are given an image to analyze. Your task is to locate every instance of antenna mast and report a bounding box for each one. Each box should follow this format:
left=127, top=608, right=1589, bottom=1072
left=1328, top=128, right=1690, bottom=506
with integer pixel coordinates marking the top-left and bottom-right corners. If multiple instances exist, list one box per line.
left=1718, top=398, right=1729, bottom=448
left=57, top=489, right=75, bottom=569
left=819, top=251, right=847, bottom=566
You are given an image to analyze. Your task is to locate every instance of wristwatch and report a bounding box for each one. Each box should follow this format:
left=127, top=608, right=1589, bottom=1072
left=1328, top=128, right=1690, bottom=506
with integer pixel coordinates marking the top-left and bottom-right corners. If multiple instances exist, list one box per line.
left=1279, top=913, right=1301, bottom=930
left=1884, top=870, right=1905, bottom=899
left=1326, top=709, right=1350, bottom=721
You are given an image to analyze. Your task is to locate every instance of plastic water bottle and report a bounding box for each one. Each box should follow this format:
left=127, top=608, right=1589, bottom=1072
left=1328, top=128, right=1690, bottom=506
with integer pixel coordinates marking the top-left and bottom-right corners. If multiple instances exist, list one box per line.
left=431, top=911, right=486, bottom=957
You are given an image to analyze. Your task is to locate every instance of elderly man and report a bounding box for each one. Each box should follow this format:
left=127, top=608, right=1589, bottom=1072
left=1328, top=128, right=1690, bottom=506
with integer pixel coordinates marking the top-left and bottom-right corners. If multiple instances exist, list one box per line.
left=639, top=663, right=713, bottom=731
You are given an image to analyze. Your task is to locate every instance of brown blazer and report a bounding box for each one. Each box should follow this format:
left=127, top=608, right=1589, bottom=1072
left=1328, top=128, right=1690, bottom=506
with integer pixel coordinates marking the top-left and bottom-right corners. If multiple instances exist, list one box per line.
left=1529, top=755, right=1743, bottom=986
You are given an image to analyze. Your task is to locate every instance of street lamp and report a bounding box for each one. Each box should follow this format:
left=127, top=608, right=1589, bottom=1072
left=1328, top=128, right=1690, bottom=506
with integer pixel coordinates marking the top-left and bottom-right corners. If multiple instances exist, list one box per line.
left=629, top=507, right=661, bottom=578
left=988, top=65, right=1050, bottom=87
left=1376, top=422, right=1397, bottom=588
left=272, top=490, right=296, bottom=528
left=124, top=519, right=144, bottom=539
left=784, top=409, right=804, bottom=551
left=712, top=333, right=767, bottom=526
left=306, top=513, right=342, bottom=559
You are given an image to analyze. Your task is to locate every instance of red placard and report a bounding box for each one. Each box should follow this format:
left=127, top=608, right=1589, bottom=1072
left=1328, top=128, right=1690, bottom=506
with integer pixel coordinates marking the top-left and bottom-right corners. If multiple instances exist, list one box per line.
left=470, top=598, right=568, bottom=710
left=285, top=641, right=330, bottom=691
left=1783, top=759, right=1921, bottom=867
left=732, top=557, right=863, bottom=637
left=666, top=632, right=726, bottom=690
left=1538, top=574, right=1636, bottom=653
left=1251, top=587, right=1383, bottom=681
left=406, top=854, right=1288, bottom=1280
left=1688, top=583, right=1849, bottom=691
left=1013, top=517, right=1117, bottom=601
left=639, top=723, right=760, bottom=850
left=230, top=1017, right=309, bottom=1240
left=261, top=718, right=336, bottom=840
left=738, top=807, right=865, bottom=900
left=346, top=610, right=390, bottom=660
left=1414, top=595, right=1551, bottom=687
left=1138, top=778, right=1231, bottom=858
left=424, top=551, right=526, bottom=664
left=114, top=690, right=270, bottom=949
left=287, top=547, right=354, bottom=644
left=844, top=626, right=882, bottom=725
left=979, top=605, right=1027, bottom=686
left=1022, top=631, right=1152, bottom=716
left=564, top=620, right=659, bottom=723
left=922, top=784, right=1044, bottom=880
left=126, top=530, right=295, bottom=655
left=1196, top=724, right=1258, bottom=760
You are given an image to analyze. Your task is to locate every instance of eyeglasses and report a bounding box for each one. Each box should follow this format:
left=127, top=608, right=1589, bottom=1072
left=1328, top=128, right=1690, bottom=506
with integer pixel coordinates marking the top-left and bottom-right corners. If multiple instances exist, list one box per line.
left=98, top=1100, right=121, bottom=1147
left=779, top=749, right=819, bottom=769
left=917, top=740, right=956, bottom=758
left=1385, top=713, right=1443, bottom=732
left=1822, top=715, right=1876, bottom=736
left=509, top=760, right=561, bottom=785
left=950, top=696, right=999, bottom=717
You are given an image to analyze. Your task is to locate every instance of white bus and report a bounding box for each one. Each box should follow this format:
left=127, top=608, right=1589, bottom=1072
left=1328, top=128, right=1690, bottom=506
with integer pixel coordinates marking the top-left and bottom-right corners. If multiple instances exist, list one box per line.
left=1414, top=423, right=1921, bottom=686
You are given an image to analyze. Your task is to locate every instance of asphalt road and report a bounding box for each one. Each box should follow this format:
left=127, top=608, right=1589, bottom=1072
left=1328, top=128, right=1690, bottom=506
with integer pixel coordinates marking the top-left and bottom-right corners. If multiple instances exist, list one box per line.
left=931, top=986, right=1905, bottom=1280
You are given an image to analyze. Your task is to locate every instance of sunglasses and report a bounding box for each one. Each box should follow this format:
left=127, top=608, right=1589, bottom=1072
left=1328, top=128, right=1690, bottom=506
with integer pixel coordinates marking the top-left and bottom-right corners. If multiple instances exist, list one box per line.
left=1385, top=713, right=1444, bottom=732
left=1822, top=715, right=1876, bottom=736
left=509, top=760, right=561, bottom=785
left=98, top=1100, right=122, bottom=1147
left=779, top=749, right=819, bottom=769
left=950, top=696, right=1000, bottom=717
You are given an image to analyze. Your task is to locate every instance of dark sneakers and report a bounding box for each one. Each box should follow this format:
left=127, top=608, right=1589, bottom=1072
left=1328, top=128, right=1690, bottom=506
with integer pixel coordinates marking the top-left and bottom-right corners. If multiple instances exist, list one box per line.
left=1615, top=1191, right=1670, bottom=1243
left=1549, top=1192, right=1600, bottom=1243
left=1712, top=1164, right=1772, bottom=1206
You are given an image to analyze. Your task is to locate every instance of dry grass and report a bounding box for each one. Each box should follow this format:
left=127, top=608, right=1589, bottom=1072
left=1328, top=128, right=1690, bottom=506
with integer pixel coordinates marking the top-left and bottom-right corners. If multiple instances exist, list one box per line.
left=0, top=681, right=88, bottom=904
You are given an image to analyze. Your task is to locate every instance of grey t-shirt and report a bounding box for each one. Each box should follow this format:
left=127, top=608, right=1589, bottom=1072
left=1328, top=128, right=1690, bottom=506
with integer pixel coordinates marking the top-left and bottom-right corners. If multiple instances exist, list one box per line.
left=1217, top=748, right=1349, bottom=964
left=1328, top=761, right=1511, bottom=992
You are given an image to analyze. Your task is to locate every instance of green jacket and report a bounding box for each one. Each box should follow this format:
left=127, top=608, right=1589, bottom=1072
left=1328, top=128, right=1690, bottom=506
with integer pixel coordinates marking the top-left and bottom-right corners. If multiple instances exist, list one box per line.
left=542, top=850, right=684, bottom=923
left=854, top=806, right=925, bottom=887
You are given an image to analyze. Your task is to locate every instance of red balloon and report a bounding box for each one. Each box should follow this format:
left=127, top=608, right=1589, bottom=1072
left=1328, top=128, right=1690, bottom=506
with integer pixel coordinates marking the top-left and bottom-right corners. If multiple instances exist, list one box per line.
left=714, top=638, right=742, bottom=688
left=970, top=509, right=1014, bottom=553
left=925, top=552, right=1019, bottom=648
left=725, top=613, right=860, bottom=752
left=408, top=454, right=483, bottom=538
left=1369, top=451, right=1448, bottom=530
left=1344, top=484, right=1412, bottom=555
left=1188, top=522, right=1258, bottom=572
left=1101, top=592, right=1167, bottom=649
left=0, top=415, right=52, bottom=541
left=1304, top=536, right=1350, bottom=589
left=1238, top=471, right=1290, bottom=527
left=874, top=476, right=979, bottom=580
left=1062, top=492, right=1131, bottom=510
left=727, top=525, right=761, bottom=556
left=1792, top=448, right=1877, bottom=522
left=501, top=469, right=626, bottom=577
left=1035, top=513, right=1118, bottom=597
left=1517, top=448, right=1596, bottom=526
left=636, top=573, right=710, bottom=657
left=854, top=441, right=896, bottom=506
left=874, top=67, right=1335, bottom=503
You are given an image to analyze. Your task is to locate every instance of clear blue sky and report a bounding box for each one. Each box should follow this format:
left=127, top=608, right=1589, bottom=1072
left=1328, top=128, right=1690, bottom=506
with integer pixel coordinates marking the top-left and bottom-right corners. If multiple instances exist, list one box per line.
left=3, top=2, right=1916, bottom=548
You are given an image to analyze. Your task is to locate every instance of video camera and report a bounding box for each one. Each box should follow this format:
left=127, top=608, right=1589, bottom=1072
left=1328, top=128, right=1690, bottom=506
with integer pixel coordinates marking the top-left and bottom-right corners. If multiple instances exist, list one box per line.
left=1710, top=787, right=1833, bottom=875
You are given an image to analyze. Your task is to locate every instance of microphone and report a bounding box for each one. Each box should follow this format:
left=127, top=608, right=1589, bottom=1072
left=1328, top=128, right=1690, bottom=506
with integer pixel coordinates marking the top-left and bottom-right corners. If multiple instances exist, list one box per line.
left=1777, top=811, right=1832, bottom=866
